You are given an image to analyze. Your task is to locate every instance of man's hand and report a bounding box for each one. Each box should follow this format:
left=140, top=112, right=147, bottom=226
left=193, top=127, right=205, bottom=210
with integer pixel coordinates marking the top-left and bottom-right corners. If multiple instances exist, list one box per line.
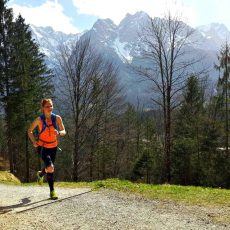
left=59, top=130, right=66, bottom=136
left=54, top=129, right=65, bottom=136
left=56, top=115, right=66, bottom=137
left=33, top=141, right=38, bottom=148
left=54, top=129, right=59, bottom=136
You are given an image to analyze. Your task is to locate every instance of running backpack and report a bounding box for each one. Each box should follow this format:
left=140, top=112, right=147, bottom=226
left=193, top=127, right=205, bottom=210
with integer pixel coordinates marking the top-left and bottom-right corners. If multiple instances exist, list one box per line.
left=39, top=113, right=58, bottom=135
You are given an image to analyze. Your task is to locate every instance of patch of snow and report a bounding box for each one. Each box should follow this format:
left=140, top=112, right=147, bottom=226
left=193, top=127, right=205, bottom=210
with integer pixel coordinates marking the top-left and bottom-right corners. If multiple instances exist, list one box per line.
left=30, top=25, right=43, bottom=39
left=199, top=31, right=206, bottom=37
left=40, top=47, right=50, bottom=57
left=112, top=38, right=133, bottom=63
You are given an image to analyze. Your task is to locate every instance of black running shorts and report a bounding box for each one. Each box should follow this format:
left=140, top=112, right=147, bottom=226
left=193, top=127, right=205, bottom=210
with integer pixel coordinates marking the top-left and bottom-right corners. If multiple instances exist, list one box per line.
left=37, top=146, right=57, bottom=167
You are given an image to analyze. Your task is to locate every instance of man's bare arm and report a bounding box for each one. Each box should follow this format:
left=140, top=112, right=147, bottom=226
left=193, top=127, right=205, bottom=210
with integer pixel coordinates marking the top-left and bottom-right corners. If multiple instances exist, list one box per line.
left=28, top=117, right=40, bottom=147
left=56, top=115, right=66, bottom=136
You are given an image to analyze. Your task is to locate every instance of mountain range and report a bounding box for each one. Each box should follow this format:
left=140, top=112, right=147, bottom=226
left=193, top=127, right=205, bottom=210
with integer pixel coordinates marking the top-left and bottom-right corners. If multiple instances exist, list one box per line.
left=30, top=11, right=230, bottom=105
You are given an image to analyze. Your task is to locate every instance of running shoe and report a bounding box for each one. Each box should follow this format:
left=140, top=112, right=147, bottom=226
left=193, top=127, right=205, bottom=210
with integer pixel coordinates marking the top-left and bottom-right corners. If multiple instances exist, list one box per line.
left=36, top=171, right=44, bottom=185
left=50, top=190, right=58, bottom=200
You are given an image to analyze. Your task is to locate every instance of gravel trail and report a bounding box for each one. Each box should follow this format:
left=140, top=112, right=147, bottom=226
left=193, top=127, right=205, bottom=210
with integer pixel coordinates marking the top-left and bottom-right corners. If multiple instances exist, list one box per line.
left=0, top=184, right=229, bottom=230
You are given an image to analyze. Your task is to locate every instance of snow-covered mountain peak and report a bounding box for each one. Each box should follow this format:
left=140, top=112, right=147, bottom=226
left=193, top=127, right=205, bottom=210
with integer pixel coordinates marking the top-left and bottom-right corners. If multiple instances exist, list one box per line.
left=121, top=11, right=149, bottom=22
left=117, top=11, right=149, bottom=44
left=92, top=18, right=117, bottom=32
left=30, top=24, right=80, bottom=59
left=197, top=23, right=230, bottom=43
left=119, top=11, right=149, bottom=28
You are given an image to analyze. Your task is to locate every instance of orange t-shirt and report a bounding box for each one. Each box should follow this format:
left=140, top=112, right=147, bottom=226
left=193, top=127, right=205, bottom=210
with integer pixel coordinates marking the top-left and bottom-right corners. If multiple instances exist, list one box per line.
left=37, top=119, right=58, bottom=148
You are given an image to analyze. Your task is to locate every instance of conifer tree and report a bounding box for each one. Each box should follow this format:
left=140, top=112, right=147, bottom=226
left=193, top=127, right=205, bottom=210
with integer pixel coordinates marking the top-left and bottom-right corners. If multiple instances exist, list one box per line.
left=215, top=43, right=230, bottom=156
left=0, top=0, right=16, bottom=172
left=0, top=0, right=53, bottom=180
left=172, top=75, right=205, bottom=185
left=10, top=15, right=53, bottom=181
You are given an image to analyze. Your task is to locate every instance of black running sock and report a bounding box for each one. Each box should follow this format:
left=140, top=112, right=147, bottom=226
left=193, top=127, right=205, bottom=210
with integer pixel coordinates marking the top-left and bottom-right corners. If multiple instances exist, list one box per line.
left=39, top=168, right=46, bottom=177
left=47, top=173, right=54, bottom=192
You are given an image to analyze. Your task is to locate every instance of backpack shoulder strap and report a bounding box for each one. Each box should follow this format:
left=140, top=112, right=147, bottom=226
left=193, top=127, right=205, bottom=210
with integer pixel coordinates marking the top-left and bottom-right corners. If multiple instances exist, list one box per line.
left=39, top=114, right=47, bottom=135
left=51, top=113, right=58, bottom=130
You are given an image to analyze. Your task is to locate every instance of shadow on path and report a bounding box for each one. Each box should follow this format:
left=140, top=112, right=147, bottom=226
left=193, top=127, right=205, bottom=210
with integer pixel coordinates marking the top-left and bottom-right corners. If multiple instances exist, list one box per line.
left=0, top=197, right=50, bottom=214
left=0, top=189, right=93, bottom=214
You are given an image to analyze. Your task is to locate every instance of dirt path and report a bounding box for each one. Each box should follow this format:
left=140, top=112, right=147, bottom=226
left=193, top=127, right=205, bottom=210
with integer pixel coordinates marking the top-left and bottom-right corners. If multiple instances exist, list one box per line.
left=0, top=184, right=229, bottom=230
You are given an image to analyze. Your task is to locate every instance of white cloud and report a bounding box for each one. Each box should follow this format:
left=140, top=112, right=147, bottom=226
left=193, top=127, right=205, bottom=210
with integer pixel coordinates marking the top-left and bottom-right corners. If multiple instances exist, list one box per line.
left=10, top=0, right=79, bottom=34
left=72, top=0, right=197, bottom=27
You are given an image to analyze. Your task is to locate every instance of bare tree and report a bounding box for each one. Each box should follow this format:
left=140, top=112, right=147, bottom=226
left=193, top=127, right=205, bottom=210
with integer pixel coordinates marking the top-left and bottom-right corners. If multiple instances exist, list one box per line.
left=55, top=37, right=124, bottom=181
left=133, top=12, right=204, bottom=183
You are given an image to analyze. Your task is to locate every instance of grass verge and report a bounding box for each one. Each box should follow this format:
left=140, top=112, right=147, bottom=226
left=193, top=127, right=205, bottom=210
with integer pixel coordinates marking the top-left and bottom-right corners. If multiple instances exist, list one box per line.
left=1, top=175, right=230, bottom=207
left=56, top=178, right=230, bottom=207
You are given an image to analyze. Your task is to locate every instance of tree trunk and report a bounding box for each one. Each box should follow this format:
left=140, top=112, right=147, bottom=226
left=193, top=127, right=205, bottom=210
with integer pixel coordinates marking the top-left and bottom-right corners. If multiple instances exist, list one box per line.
left=89, top=144, right=94, bottom=181
left=165, top=91, right=171, bottom=183
left=25, top=131, right=29, bottom=182
left=7, top=117, right=14, bottom=173
left=225, top=70, right=229, bottom=156
left=73, top=129, right=79, bottom=181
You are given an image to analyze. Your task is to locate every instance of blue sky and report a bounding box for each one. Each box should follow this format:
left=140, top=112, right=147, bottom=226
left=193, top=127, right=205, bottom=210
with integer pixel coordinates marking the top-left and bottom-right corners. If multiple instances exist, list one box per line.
left=7, top=0, right=230, bottom=34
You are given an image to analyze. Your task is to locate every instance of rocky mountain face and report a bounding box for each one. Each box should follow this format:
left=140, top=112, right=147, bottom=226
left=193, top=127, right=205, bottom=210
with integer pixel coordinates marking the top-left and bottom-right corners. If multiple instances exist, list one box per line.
left=30, top=11, right=229, bottom=105
left=30, top=25, right=80, bottom=58
left=197, top=23, right=230, bottom=50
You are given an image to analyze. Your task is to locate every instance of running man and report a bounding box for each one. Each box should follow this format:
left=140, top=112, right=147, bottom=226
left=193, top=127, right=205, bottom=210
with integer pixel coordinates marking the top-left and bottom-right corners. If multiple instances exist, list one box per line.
left=28, top=98, right=66, bottom=200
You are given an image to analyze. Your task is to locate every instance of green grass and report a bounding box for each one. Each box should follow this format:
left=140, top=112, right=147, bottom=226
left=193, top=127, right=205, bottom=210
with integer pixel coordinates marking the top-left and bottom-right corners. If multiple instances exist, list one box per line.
left=56, top=178, right=230, bottom=207
left=55, top=181, right=94, bottom=189
left=0, top=171, right=21, bottom=185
